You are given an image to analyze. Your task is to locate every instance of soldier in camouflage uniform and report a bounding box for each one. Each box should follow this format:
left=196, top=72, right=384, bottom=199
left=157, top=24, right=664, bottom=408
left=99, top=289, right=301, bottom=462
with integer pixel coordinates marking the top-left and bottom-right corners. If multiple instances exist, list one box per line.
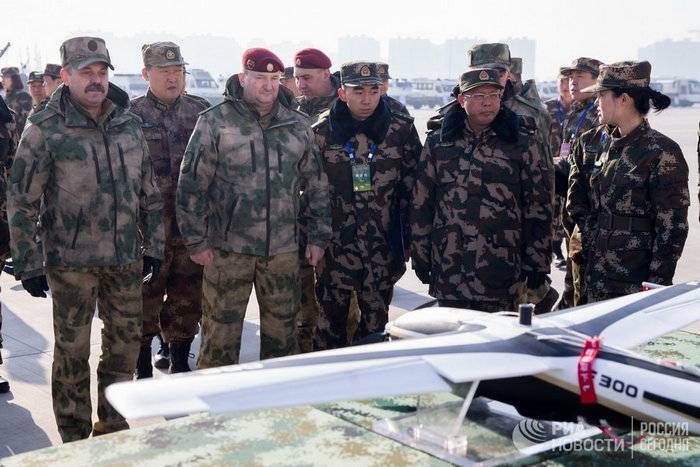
left=567, top=61, right=689, bottom=303
left=376, top=62, right=410, bottom=116
left=28, top=64, right=63, bottom=117
left=26, top=72, right=47, bottom=115
left=294, top=48, right=340, bottom=122
left=546, top=70, right=573, bottom=267
left=0, top=95, right=17, bottom=394
left=468, top=45, right=556, bottom=312
left=130, top=42, right=210, bottom=377
left=1, top=67, right=33, bottom=134
left=557, top=57, right=603, bottom=307
left=281, top=66, right=300, bottom=97
left=312, top=62, right=421, bottom=349
left=7, top=37, right=165, bottom=441
left=177, top=48, right=331, bottom=367
left=411, top=68, right=553, bottom=312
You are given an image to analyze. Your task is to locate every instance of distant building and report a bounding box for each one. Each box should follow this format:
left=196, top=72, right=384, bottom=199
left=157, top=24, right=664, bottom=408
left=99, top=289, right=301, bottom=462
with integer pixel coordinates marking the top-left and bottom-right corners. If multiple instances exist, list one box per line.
left=638, top=39, right=700, bottom=79
left=337, top=36, right=381, bottom=66
left=501, top=37, right=536, bottom=80
left=388, top=38, right=440, bottom=79
left=440, top=38, right=481, bottom=79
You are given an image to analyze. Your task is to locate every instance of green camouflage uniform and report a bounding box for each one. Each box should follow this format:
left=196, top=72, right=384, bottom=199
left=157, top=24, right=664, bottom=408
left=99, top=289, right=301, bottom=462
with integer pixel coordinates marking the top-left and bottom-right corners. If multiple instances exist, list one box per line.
left=6, top=37, right=165, bottom=442
left=1, top=67, right=33, bottom=135
left=567, top=61, right=689, bottom=303
left=177, top=74, right=331, bottom=367
left=295, top=73, right=340, bottom=123
left=411, top=69, right=553, bottom=312
left=312, top=62, right=422, bottom=349
left=558, top=58, right=603, bottom=307
left=130, top=43, right=209, bottom=347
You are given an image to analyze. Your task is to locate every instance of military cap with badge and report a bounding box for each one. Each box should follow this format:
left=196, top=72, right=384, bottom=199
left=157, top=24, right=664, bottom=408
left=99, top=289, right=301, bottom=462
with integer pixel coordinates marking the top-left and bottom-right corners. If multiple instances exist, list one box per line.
left=60, top=36, right=114, bottom=70
left=142, top=42, right=188, bottom=68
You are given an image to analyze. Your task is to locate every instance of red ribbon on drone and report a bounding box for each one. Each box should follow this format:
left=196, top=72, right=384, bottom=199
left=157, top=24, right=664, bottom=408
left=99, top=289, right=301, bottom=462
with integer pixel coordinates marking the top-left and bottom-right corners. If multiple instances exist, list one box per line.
left=578, top=336, right=601, bottom=404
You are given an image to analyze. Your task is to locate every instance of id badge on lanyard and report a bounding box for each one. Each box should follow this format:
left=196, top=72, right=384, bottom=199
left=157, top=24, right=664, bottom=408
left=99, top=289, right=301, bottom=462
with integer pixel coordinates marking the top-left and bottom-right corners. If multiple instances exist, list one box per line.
left=345, top=141, right=377, bottom=193
left=559, top=142, right=571, bottom=157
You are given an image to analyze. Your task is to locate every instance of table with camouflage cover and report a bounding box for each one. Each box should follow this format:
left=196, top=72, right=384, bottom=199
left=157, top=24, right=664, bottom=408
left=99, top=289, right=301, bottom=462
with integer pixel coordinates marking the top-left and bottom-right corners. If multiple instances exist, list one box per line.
left=5, top=332, right=699, bottom=466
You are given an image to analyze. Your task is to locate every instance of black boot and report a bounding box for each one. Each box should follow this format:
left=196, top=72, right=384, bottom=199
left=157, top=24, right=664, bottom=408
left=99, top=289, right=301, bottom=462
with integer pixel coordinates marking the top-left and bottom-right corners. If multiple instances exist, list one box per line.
left=169, top=340, right=192, bottom=374
left=0, top=376, right=9, bottom=393
left=136, top=345, right=153, bottom=379
left=153, top=334, right=170, bottom=370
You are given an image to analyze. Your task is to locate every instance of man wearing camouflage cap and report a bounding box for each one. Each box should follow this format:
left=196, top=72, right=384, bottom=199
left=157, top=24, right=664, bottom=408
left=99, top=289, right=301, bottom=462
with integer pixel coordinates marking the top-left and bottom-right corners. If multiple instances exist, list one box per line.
left=468, top=44, right=556, bottom=311
left=130, top=42, right=210, bottom=377
left=26, top=72, right=47, bottom=116
left=1, top=67, right=33, bottom=134
left=312, top=61, right=421, bottom=349
left=177, top=48, right=331, bottom=367
left=7, top=36, right=165, bottom=441
left=557, top=57, right=603, bottom=308
left=280, top=66, right=300, bottom=97
left=30, top=64, right=64, bottom=116
left=411, top=68, right=553, bottom=312
left=375, top=62, right=410, bottom=116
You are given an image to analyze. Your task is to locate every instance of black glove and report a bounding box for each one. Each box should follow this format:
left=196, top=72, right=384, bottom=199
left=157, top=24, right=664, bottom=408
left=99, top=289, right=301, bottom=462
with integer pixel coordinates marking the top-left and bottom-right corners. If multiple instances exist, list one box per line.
left=143, top=256, right=162, bottom=285
left=414, top=267, right=431, bottom=285
left=22, top=275, right=49, bottom=298
left=523, top=272, right=547, bottom=289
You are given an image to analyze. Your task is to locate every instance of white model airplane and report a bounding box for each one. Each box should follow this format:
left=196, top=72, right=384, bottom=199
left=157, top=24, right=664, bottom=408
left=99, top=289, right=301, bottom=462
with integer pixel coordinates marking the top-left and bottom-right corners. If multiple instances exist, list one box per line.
left=107, top=281, right=700, bottom=434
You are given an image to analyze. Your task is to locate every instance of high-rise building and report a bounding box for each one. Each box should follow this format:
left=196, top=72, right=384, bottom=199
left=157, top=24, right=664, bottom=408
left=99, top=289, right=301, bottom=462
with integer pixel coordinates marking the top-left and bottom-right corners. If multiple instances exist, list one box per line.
left=388, top=38, right=439, bottom=78
left=337, top=36, right=381, bottom=66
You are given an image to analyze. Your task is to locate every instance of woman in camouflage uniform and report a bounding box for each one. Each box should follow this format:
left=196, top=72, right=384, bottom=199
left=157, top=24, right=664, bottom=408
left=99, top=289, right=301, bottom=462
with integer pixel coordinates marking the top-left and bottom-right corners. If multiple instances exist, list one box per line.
left=567, top=61, right=689, bottom=303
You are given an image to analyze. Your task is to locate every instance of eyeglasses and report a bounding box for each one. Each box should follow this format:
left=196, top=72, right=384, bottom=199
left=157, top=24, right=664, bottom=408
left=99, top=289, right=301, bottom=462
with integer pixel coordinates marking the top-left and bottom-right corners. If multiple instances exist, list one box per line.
left=463, top=92, right=502, bottom=103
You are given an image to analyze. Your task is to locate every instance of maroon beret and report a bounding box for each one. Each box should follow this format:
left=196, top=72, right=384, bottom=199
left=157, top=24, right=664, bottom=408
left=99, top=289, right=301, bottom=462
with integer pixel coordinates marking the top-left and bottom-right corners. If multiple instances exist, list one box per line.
left=294, top=48, right=332, bottom=69
left=242, top=48, right=284, bottom=73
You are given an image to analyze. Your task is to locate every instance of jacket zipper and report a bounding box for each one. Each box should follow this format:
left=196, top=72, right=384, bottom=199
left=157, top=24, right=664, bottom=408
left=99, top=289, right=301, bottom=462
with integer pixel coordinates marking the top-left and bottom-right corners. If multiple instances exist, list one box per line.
left=91, top=146, right=101, bottom=184
left=250, top=141, right=257, bottom=172
left=101, top=129, right=122, bottom=264
left=263, top=132, right=271, bottom=257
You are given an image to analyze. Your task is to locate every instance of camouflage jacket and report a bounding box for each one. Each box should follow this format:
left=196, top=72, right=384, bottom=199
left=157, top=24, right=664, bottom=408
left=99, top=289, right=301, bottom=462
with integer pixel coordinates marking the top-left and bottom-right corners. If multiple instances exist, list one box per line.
left=503, top=80, right=553, bottom=165
left=130, top=90, right=209, bottom=245
left=0, top=97, right=17, bottom=257
left=176, top=75, right=331, bottom=258
left=7, top=84, right=165, bottom=279
left=295, top=74, right=341, bottom=124
left=313, top=99, right=421, bottom=291
left=4, top=89, right=33, bottom=135
left=544, top=97, right=569, bottom=156
left=568, top=120, right=689, bottom=296
left=383, top=95, right=410, bottom=116
left=561, top=97, right=598, bottom=146
left=410, top=105, right=553, bottom=303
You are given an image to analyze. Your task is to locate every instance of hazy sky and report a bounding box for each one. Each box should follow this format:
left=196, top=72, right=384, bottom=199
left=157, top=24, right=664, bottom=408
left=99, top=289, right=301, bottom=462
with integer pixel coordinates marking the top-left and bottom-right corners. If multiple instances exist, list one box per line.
left=2, top=0, right=699, bottom=79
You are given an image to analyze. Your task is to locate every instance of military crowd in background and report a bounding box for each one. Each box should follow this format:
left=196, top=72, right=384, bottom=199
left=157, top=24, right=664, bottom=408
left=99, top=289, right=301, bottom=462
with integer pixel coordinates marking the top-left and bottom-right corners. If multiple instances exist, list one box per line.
left=0, top=34, right=696, bottom=443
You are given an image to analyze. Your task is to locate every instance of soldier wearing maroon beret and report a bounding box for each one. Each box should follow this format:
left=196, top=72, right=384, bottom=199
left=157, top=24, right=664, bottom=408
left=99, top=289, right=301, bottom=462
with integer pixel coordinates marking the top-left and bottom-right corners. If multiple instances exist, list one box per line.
left=293, top=48, right=340, bottom=122
left=177, top=47, right=331, bottom=367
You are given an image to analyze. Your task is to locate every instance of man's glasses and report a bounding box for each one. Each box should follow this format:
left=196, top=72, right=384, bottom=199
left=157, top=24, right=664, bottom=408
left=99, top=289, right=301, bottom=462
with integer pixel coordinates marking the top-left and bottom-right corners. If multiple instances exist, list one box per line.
left=463, top=92, right=502, bottom=103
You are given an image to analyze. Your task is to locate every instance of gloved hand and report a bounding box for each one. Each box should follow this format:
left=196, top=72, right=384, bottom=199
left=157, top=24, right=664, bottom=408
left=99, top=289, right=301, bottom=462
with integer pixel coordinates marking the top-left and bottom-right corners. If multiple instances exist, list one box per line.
left=414, top=267, right=431, bottom=285
left=22, top=275, right=49, bottom=298
left=143, top=256, right=162, bottom=285
left=523, top=272, right=547, bottom=289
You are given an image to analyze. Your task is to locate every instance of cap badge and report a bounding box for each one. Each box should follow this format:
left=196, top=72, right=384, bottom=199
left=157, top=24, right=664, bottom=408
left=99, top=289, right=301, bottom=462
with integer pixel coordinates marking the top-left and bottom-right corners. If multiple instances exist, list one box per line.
left=479, top=70, right=489, bottom=81
left=360, top=65, right=370, bottom=77
left=87, top=40, right=98, bottom=52
left=246, top=58, right=255, bottom=70
left=266, top=62, right=274, bottom=72
left=165, top=49, right=176, bottom=60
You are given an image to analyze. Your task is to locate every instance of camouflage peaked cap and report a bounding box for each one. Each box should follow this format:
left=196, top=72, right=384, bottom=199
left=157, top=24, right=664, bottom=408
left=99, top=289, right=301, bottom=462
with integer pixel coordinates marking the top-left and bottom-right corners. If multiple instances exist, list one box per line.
left=340, top=61, right=382, bottom=87
left=60, top=37, right=114, bottom=70
left=510, top=57, right=522, bottom=76
left=375, top=62, right=391, bottom=80
left=469, top=43, right=511, bottom=70
left=27, top=72, right=44, bottom=83
left=142, top=42, right=187, bottom=68
left=561, top=57, right=603, bottom=77
left=581, top=61, right=652, bottom=93
left=43, top=64, right=62, bottom=78
left=1, top=67, right=19, bottom=77
left=459, top=68, right=504, bottom=93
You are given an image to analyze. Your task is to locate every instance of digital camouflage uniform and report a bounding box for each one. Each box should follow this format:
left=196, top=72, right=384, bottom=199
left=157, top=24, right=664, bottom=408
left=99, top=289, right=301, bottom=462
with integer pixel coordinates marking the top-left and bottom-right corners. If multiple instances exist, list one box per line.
left=177, top=73, right=331, bottom=367
left=558, top=58, right=603, bottom=307
left=294, top=74, right=340, bottom=353
left=411, top=69, right=553, bottom=312
left=312, top=62, right=421, bottom=350
left=2, top=67, right=33, bottom=135
left=567, top=61, right=689, bottom=303
left=130, top=43, right=209, bottom=350
left=545, top=96, right=570, bottom=252
left=6, top=37, right=165, bottom=442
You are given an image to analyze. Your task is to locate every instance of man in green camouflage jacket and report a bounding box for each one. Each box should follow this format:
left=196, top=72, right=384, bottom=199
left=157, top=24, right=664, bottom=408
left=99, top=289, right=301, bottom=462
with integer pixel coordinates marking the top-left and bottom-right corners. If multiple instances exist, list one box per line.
left=411, top=68, right=553, bottom=312
left=293, top=48, right=340, bottom=123
left=7, top=37, right=165, bottom=441
left=1, top=67, right=33, bottom=134
left=177, top=48, right=331, bottom=367
left=312, top=61, right=421, bottom=349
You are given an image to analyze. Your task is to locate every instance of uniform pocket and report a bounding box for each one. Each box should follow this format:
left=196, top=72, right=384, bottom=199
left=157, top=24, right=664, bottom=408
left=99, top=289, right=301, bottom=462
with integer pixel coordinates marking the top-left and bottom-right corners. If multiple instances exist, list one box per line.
left=600, top=232, right=652, bottom=285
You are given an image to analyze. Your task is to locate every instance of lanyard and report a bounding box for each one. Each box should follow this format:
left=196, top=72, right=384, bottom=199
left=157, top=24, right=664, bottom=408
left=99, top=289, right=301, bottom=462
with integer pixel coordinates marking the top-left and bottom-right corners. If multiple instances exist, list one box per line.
left=344, top=141, right=377, bottom=163
left=570, top=101, right=595, bottom=138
